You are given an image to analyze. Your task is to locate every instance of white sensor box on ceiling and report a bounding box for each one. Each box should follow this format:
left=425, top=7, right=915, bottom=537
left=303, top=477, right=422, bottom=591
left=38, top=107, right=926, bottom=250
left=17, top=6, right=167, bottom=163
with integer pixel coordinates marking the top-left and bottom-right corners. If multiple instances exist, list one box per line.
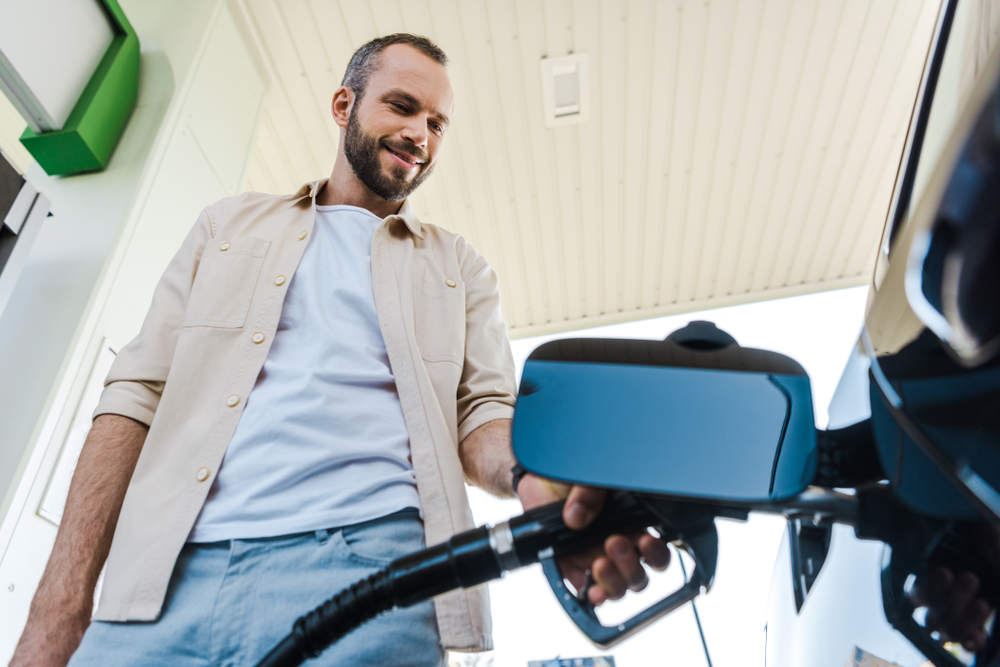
left=540, top=53, right=589, bottom=128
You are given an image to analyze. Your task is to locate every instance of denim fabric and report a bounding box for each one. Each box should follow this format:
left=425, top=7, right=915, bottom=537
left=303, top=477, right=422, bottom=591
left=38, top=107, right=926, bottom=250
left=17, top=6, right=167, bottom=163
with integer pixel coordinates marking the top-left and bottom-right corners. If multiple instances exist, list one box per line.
left=69, top=509, right=443, bottom=666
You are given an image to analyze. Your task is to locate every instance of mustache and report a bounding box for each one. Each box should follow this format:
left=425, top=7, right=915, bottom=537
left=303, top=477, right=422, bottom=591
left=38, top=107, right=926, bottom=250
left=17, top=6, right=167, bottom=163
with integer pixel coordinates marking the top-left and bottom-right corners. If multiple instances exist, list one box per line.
left=380, top=139, right=428, bottom=165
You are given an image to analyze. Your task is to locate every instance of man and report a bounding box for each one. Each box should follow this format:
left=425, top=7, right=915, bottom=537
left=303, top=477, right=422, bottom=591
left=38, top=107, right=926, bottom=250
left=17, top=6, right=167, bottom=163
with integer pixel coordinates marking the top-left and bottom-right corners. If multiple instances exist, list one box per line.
left=12, top=34, right=667, bottom=667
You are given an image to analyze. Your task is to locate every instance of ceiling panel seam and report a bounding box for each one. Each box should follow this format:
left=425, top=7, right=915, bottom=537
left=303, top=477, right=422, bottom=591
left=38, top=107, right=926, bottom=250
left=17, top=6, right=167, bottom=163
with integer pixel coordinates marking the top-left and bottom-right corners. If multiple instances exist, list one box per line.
left=664, top=0, right=712, bottom=305
left=459, top=0, right=537, bottom=325
left=445, top=0, right=527, bottom=324
left=732, top=0, right=821, bottom=294
left=272, top=0, right=337, bottom=166
left=564, top=0, right=586, bottom=322
left=287, top=0, right=346, bottom=157
left=259, top=108, right=299, bottom=192
left=544, top=0, right=578, bottom=324
left=799, top=0, right=904, bottom=283
left=492, top=0, right=558, bottom=325
left=302, top=0, right=337, bottom=74
left=572, top=0, right=605, bottom=319
left=809, top=0, right=916, bottom=282
left=718, top=0, right=793, bottom=297
left=622, top=0, right=656, bottom=313
left=690, top=0, right=742, bottom=302
left=611, top=0, right=630, bottom=315
left=423, top=1, right=499, bottom=299
left=650, top=0, right=684, bottom=307
left=282, top=1, right=341, bottom=162
left=597, top=0, right=622, bottom=316
left=755, top=0, right=848, bottom=291
left=774, top=0, right=878, bottom=289
left=256, top=0, right=330, bottom=173
left=678, top=0, right=728, bottom=303
left=250, top=145, right=275, bottom=192
left=246, top=0, right=323, bottom=178
left=832, top=0, right=936, bottom=279
left=704, top=0, right=766, bottom=300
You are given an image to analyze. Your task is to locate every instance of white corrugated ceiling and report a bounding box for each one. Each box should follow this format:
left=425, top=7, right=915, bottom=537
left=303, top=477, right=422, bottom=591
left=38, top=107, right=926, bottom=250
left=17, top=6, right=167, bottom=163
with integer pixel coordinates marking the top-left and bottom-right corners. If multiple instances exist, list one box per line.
left=230, top=0, right=942, bottom=338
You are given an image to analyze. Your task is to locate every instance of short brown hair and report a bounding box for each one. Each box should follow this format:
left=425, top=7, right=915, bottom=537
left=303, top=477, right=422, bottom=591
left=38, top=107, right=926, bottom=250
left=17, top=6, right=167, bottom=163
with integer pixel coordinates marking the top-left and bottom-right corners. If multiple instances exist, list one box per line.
left=342, top=33, right=448, bottom=100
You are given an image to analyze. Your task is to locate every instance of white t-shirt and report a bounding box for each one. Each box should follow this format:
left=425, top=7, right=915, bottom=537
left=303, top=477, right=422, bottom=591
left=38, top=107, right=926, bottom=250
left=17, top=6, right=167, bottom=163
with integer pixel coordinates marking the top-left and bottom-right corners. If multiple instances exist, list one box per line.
left=188, top=205, right=420, bottom=542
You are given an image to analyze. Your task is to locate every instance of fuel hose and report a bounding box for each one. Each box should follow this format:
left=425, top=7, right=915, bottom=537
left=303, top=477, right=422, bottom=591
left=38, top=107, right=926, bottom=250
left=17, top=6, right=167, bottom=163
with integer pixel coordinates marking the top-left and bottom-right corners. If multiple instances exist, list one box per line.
left=255, top=492, right=656, bottom=667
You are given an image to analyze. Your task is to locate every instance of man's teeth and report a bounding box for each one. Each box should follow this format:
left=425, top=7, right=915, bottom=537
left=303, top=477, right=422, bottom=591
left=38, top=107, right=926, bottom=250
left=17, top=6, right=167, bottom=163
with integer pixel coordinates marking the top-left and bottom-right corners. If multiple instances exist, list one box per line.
left=389, top=148, right=420, bottom=165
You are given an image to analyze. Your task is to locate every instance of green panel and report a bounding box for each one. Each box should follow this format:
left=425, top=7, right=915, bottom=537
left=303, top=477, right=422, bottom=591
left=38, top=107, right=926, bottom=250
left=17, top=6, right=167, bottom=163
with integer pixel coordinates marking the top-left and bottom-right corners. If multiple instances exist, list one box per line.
left=19, top=0, right=139, bottom=176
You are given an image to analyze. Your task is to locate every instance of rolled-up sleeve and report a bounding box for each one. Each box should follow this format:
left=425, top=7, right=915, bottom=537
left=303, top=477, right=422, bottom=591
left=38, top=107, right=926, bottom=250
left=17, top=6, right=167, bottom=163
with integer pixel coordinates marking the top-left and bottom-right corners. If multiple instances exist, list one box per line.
left=93, top=208, right=213, bottom=425
left=455, top=239, right=517, bottom=443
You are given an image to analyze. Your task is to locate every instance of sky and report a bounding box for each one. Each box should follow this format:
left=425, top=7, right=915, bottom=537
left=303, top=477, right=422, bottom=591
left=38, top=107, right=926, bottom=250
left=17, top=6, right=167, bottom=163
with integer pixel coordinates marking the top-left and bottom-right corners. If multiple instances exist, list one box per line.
left=454, top=285, right=871, bottom=667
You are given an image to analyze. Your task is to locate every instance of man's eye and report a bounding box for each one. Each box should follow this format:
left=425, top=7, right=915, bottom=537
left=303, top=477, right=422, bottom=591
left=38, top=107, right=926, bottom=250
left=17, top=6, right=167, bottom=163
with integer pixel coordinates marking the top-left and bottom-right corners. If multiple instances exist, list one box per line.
left=391, top=102, right=408, bottom=112
left=430, top=122, right=443, bottom=134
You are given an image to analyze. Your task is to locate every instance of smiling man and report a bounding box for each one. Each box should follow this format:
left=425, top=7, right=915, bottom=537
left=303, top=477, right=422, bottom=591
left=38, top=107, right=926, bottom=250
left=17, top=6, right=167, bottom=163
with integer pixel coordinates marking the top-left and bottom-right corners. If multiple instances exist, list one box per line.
left=12, top=34, right=665, bottom=667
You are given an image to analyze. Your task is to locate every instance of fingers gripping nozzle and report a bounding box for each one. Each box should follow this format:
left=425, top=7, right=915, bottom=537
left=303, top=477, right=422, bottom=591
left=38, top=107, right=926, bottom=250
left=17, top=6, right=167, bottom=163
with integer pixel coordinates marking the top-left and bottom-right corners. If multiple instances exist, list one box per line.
left=539, top=499, right=720, bottom=649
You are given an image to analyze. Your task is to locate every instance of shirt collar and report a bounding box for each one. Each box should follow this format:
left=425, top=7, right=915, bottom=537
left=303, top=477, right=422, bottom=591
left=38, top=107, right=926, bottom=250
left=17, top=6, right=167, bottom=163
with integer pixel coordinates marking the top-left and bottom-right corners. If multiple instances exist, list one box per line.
left=285, top=179, right=424, bottom=239
left=391, top=199, right=424, bottom=239
left=283, top=180, right=321, bottom=202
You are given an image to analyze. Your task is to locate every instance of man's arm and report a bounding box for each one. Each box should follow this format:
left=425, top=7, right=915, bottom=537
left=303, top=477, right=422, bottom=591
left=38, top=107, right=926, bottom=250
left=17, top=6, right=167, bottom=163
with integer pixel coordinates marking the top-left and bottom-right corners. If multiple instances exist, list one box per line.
left=458, top=418, right=517, bottom=497
left=10, top=414, right=147, bottom=667
left=12, top=206, right=213, bottom=666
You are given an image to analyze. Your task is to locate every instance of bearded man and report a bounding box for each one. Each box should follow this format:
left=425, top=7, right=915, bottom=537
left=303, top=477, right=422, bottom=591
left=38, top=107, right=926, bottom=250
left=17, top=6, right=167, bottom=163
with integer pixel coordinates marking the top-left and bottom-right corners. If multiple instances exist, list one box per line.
left=12, top=33, right=668, bottom=667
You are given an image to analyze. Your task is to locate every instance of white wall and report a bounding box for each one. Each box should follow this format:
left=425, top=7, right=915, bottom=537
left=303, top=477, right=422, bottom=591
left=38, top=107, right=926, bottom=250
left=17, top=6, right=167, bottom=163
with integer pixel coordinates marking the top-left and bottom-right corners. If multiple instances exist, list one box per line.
left=0, top=91, right=33, bottom=173
left=0, top=1, right=264, bottom=659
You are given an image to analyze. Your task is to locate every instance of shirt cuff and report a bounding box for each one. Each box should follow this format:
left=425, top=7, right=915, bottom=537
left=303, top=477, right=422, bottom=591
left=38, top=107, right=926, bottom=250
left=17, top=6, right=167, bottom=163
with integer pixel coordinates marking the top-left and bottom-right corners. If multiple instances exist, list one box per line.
left=457, top=403, right=515, bottom=444
left=93, top=381, right=161, bottom=426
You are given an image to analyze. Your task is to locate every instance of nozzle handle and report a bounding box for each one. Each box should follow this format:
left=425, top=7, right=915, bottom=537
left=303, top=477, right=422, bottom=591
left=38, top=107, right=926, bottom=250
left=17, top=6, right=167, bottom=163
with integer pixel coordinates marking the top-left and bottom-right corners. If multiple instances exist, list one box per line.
left=540, top=518, right=719, bottom=649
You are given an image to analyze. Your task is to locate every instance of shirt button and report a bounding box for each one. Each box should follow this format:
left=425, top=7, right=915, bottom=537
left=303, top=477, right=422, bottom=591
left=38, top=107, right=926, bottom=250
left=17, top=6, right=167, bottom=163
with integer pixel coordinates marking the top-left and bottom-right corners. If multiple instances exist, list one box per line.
left=196, top=467, right=211, bottom=482
left=298, top=231, right=308, bottom=240
left=446, top=278, right=457, bottom=288
left=274, top=275, right=286, bottom=286
left=220, top=242, right=231, bottom=251
left=227, top=394, right=240, bottom=407
left=252, top=332, right=265, bottom=344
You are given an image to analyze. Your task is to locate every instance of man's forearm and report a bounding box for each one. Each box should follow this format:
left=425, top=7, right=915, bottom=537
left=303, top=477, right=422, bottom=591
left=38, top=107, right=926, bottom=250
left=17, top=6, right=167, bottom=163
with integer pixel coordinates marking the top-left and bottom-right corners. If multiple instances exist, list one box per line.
left=11, top=413, right=147, bottom=667
left=458, top=418, right=516, bottom=498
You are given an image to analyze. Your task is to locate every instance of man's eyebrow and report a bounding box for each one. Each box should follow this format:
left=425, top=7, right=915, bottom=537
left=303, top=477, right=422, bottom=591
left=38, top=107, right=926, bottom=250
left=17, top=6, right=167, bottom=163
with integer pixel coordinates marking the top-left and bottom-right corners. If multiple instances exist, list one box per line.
left=383, top=88, right=450, bottom=126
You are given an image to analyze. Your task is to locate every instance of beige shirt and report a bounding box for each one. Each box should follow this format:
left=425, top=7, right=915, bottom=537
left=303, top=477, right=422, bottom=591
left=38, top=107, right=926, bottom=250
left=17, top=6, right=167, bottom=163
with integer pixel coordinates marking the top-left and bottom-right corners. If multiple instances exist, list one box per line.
left=92, top=180, right=517, bottom=651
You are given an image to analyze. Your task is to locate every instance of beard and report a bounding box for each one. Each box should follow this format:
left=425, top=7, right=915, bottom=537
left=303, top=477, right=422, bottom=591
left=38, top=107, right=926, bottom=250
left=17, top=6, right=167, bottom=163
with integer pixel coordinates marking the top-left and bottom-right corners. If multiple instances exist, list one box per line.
left=343, top=109, right=435, bottom=202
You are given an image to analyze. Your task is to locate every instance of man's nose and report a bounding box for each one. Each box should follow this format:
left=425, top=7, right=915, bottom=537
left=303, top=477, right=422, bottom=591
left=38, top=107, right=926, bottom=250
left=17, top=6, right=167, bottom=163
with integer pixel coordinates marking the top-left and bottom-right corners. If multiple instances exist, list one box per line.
left=400, top=115, right=428, bottom=148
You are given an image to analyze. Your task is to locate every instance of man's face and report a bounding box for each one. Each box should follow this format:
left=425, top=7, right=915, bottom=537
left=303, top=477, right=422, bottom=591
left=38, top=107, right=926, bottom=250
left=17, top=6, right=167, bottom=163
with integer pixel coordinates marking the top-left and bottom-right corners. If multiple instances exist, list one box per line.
left=343, top=44, right=454, bottom=202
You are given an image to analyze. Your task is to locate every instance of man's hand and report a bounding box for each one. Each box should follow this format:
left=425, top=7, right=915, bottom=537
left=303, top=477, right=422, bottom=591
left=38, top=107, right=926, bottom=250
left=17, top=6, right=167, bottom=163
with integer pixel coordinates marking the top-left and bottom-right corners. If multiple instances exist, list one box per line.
left=516, top=474, right=671, bottom=606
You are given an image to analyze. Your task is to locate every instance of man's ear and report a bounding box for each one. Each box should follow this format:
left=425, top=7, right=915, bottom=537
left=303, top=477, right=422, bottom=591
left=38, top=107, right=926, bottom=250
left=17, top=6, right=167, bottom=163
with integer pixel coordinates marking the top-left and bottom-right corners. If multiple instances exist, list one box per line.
left=331, top=86, right=354, bottom=129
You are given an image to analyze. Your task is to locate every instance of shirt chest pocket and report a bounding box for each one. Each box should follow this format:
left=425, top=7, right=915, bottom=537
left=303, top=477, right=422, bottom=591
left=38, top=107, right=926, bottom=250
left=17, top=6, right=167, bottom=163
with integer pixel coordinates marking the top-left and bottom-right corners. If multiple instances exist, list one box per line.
left=183, top=237, right=271, bottom=329
left=414, top=270, right=466, bottom=365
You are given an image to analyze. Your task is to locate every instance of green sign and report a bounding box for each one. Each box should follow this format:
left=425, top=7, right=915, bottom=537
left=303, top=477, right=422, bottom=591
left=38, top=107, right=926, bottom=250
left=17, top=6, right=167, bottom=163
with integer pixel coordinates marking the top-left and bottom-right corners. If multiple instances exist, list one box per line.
left=19, top=0, right=139, bottom=176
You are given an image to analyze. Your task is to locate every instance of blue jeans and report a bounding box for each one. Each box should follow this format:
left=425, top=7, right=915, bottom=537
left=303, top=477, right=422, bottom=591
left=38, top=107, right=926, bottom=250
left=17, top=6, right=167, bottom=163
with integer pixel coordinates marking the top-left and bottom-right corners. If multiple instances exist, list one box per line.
left=69, top=509, right=443, bottom=666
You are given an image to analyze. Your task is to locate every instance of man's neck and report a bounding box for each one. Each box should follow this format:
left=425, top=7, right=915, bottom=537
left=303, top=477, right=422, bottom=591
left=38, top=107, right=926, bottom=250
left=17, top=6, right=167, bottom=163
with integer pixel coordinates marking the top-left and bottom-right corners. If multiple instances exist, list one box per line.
left=316, top=160, right=404, bottom=219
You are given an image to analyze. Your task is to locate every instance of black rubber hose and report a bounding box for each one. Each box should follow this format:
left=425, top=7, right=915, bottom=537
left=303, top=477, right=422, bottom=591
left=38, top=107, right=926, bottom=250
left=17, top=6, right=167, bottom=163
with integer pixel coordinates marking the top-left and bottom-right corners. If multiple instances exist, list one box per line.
left=256, top=569, right=394, bottom=667
left=255, top=494, right=657, bottom=667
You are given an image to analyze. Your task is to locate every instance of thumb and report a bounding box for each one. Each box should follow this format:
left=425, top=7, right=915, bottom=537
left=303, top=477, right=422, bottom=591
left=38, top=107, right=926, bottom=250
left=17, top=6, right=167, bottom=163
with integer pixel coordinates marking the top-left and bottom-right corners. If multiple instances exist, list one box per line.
left=563, top=486, right=607, bottom=530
